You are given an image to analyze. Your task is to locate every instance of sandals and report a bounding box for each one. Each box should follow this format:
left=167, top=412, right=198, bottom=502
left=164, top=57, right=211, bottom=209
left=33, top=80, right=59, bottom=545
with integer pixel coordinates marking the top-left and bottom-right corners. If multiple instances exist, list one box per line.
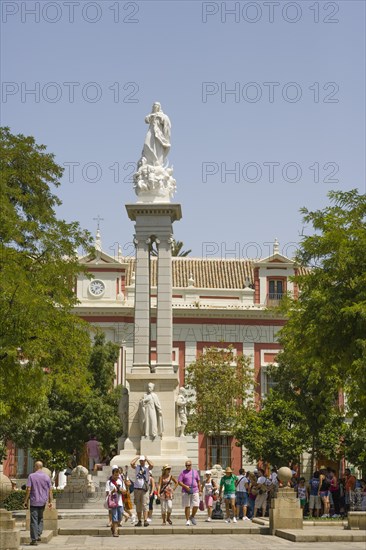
left=167, top=519, right=173, bottom=525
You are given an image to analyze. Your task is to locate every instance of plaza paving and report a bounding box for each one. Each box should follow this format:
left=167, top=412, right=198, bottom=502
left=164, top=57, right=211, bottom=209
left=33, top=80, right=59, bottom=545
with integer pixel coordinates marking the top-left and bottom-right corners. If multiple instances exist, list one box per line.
left=16, top=513, right=366, bottom=550
left=18, top=533, right=366, bottom=550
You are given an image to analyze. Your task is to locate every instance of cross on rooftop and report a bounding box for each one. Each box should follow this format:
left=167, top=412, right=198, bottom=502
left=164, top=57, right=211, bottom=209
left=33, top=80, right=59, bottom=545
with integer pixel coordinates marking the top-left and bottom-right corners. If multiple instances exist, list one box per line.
left=93, top=215, right=104, bottom=231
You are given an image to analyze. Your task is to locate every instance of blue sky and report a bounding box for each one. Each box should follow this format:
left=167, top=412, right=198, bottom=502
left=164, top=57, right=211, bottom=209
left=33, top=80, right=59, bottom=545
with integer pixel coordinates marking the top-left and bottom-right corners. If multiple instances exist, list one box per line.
left=1, top=0, right=365, bottom=259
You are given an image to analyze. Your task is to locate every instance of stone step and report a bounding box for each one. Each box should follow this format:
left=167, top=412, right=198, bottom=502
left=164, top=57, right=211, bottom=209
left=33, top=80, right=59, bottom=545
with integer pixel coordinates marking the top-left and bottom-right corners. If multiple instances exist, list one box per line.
left=20, top=529, right=54, bottom=544
left=58, top=519, right=265, bottom=536
left=275, top=527, right=366, bottom=542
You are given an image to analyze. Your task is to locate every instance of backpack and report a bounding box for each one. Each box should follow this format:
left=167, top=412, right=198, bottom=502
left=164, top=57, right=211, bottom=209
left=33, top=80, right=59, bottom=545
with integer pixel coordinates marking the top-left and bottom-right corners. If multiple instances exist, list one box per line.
left=322, top=478, right=331, bottom=490
left=211, top=500, right=224, bottom=520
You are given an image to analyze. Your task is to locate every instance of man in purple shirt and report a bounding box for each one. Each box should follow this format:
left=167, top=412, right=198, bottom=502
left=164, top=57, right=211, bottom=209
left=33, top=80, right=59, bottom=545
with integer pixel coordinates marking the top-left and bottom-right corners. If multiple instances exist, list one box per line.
left=178, top=460, right=201, bottom=526
left=24, top=461, right=53, bottom=546
left=86, top=435, right=101, bottom=472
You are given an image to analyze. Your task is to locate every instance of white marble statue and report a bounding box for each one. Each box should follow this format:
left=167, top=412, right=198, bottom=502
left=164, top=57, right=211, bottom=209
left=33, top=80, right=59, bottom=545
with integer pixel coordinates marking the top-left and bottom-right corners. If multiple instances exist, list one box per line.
left=139, top=382, right=164, bottom=438
left=142, top=102, right=171, bottom=166
left=133, top=102, right=176, bottom=203
left=176, top=387, right=188, bottom=437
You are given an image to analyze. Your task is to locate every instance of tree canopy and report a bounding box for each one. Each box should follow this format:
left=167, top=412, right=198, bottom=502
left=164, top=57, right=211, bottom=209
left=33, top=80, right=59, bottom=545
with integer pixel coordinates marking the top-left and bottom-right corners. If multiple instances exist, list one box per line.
left=185, top=347, right=253, bottom=437
left=234, top=390, right=306, bottom=467
left=0, top=127, right=93, bottom=454
left=31, top=332, right=123, bottom=459
left=276, top=189, right=366, bottom=421
left=150, top=239, right=192, bottom=257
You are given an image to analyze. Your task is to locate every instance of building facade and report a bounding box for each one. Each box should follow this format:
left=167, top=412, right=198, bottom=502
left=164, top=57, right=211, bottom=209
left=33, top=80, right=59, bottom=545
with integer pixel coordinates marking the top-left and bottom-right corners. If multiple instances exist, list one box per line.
left=75, top=236, right=302, bottom=472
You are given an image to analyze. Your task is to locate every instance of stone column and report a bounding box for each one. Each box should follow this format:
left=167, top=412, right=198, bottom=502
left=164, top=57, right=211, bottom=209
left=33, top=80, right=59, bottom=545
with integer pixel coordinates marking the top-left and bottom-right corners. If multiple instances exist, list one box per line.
left=156, top=235, right=173, bottom=371
left=132, top=236, right=151, bottom=372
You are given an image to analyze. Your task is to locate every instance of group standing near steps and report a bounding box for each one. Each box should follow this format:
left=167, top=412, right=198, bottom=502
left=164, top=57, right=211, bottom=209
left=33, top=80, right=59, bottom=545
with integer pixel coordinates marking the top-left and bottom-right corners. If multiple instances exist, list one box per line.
left=102, top=458, right=365, bottom=531
left=20, top=455, right=365, bottom=544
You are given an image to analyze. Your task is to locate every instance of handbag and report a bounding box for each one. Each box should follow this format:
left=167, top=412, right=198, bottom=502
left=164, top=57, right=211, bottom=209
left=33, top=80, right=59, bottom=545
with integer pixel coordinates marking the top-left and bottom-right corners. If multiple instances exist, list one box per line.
left=156, top=497, right=161, bottom=505
left=108, top=493, right=119, bottom=509
left=199, top=499, right=205, bottom=511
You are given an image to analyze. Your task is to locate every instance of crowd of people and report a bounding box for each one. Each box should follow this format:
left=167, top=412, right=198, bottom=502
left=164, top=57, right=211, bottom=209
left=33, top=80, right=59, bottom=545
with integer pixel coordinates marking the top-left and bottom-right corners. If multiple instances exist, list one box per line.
left=104, top=458, right=366, bottom=534
left=21, top=456, right=365, bottom=544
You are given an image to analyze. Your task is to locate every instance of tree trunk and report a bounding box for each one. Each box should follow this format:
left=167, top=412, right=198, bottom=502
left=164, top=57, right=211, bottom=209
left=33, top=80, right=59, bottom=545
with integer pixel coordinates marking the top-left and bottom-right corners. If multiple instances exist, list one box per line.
left=310, top=435, right=315, bottom=475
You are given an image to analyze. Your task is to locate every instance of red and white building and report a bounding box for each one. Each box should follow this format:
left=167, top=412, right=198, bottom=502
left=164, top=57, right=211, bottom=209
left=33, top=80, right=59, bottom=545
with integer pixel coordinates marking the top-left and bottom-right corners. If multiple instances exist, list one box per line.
left=74, top=237, right=303, bottom=472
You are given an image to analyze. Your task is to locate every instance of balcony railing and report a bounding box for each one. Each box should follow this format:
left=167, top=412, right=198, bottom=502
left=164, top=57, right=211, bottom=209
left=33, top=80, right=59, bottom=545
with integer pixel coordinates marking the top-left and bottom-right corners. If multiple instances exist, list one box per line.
left=265, top=292, right=284, bottom=307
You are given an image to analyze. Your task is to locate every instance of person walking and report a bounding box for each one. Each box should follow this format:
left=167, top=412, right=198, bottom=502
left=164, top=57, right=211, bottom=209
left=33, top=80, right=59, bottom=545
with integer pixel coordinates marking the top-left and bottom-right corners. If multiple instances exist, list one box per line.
left=297, top=477, right=307, bottom=515
left=202, top=470, right=217, bottom=522
left=157, top=465, right=178, bottom=525
left=147, top=469, right=156, bottom=523
left=235, top=468, right=250, bottom=520
left=308, top=471, right=321, bottom=518
left=219, top=466, right=238, bottom=523
left=319, top=467, right=331, bottom=518
left=120, top=466, right=136, bottom=525
left=23, top=461, right=53, bottom=546
left=86, top=435, right=101, bottom=472
left=329, top=469, right=340, bottom=517
left=105, top=466, right=126, bottom=537
left=344, top=468, right=356, bottom=515
left=178, top=460, right=201, bottom=526
left=253, top=468, right=270, bottom=519
left=130, top=455, right=153, bottom=527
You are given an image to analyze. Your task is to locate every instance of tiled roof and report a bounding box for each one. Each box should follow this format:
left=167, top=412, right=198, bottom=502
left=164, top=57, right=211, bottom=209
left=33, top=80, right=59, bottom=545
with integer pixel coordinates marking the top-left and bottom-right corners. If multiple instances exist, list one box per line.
left=124, top=257, right=268, bottom=289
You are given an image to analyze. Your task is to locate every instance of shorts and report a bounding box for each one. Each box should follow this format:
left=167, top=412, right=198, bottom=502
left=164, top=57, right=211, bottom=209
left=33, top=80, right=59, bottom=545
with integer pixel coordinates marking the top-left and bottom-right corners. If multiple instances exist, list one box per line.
left=205, top=495, right=213, bottom=508
left=254, top=492, right=267, bottom=509
left=320, top=491, right=329, bottom=498
left=300, top=498, right=307, bottom=507
left=309, top=494, right=321, bottom=510
left=223, top=493, right=236, bottom=500
left=236, top=492, right=248, bottom=507
left=161, top=499, right=173, bottom=514
left=182, top=492, right=200, bottom=509
left=111, top=506, right=123, bottom=523
left=134, top=488, right=149, bottom=514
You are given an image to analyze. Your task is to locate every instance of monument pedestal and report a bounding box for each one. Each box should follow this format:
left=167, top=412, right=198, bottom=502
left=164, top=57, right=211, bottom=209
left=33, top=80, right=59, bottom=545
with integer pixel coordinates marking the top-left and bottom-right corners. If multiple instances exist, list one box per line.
left=269, top=487, right=303, bottom=535
left=114, top=372, right=189, bottom=473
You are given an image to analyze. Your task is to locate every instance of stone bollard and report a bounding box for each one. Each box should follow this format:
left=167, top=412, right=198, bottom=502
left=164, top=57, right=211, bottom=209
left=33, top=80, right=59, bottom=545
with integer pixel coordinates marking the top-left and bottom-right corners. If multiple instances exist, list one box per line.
left=0, top=509, right=21, bottom=550
left=347, top=512, right=366, bottom=530
left=269, top=466, right=303, bottom=535
left=0, top=469, right=20, bottom=550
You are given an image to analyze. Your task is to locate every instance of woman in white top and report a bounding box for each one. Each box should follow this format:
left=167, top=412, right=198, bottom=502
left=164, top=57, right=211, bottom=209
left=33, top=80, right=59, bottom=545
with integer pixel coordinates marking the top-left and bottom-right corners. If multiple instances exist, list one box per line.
left=203, top=470, right=217, bottom=522
left=157, top=465, right=178, bottom=525
left=105, top=467, right=126, bottom=537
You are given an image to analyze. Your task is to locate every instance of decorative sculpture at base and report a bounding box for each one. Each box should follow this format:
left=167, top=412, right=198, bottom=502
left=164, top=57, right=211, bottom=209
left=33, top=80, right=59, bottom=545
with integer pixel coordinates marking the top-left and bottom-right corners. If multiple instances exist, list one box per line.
left=139, top=382, right=164, bottom=438
left=176, top=387, right=188, bottom=437
left=133, top=102, right=176, bottom=203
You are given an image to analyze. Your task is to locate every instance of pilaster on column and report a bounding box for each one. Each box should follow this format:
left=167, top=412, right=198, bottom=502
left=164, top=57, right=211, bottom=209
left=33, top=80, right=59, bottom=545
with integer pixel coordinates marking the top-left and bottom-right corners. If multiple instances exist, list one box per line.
left=156, top=235, right=173, bottom=371
left=132, top=236, right=151, bottom=372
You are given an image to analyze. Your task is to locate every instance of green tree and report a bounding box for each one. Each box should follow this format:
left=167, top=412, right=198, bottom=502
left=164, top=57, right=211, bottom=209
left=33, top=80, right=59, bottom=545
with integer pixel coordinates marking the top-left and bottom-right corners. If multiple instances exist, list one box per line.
left=185, top=347, right=253, bottom=465
left=343, top=418, right=366, bottom=476
left=31, top=333, right=123, bottom=457
left=88, top=331, right=119, bottom=394
left=0, top=127, right=93, bottom=453
left=234, top=389, right=307, bottom=467
left=277, top=189, right=366, bottom=420
left=150, top=239, right=191, bottom=257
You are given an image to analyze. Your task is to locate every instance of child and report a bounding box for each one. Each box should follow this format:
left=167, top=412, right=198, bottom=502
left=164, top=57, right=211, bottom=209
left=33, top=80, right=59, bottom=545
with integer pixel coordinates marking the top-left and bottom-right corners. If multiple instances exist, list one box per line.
left=297, top=477, right=307, bottom=515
